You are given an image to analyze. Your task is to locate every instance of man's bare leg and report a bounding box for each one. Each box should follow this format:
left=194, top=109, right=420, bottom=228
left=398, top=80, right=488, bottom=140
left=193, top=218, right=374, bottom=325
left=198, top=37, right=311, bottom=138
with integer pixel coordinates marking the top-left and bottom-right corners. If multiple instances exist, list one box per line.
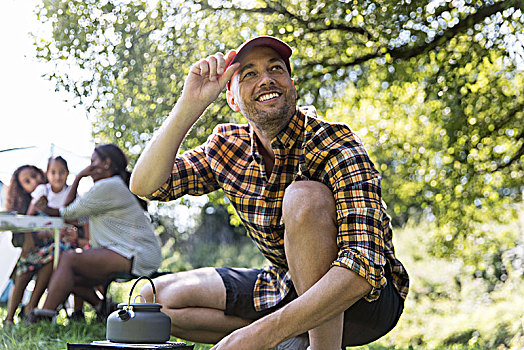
left=283, top=181, right=343, bottom=350
left=141, top=268, right=251, bottom=344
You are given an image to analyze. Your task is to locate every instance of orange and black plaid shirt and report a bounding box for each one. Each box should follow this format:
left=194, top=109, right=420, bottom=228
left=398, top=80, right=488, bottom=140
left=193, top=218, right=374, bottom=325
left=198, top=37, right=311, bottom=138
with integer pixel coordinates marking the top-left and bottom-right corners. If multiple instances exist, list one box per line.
left=148, top=106, right=409, bottom=311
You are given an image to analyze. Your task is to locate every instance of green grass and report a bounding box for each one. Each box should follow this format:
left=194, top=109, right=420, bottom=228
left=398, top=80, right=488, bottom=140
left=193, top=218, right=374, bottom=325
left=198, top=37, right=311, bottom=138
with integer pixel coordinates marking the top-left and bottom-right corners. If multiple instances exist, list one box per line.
left=0, top=282, right=211, bottom=350
left=1, top=281, right=522, bottom=350
left=0, top=311, right=211, bottom=350
left=1, top=320, right=106, bottom=350
left=372, top=207, right=524, bottom=350
left=0, top=315, right=501, bottom=350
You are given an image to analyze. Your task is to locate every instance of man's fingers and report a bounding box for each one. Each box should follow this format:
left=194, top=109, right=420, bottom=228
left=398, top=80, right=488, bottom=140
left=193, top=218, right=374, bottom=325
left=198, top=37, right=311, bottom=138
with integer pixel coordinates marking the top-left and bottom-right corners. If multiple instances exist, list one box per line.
left=187, top=51, right=238, bottom=89
left=199, top=60, right=210, bottom=77
left=190, top=53, right=226, bottom=82
left=215, top=52, right=225, bottom=76
left=218, top=50, right=240, bottom=87
left=208, top=55, right=218, bottom=81
left=224, top=49, right=237, bottom=67
left=220, top=61, right=240, bottom=87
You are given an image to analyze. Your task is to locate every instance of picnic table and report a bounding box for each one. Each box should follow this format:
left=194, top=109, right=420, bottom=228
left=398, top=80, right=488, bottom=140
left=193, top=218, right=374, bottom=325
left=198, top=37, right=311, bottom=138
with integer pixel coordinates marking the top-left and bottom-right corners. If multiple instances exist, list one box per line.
left=0, top=213, right=65, bottom=268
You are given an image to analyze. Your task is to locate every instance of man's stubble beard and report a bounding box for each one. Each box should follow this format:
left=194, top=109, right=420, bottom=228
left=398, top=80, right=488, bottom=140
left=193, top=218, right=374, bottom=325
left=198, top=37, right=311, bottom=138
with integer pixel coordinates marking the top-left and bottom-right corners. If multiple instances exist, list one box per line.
left=241, top=95, right=296, bottom=139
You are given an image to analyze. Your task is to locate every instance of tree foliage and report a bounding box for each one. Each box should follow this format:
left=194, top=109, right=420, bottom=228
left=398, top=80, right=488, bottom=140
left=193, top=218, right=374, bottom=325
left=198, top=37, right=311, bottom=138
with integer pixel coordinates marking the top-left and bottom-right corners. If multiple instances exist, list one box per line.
left=34, top=0, right=524, bottom=270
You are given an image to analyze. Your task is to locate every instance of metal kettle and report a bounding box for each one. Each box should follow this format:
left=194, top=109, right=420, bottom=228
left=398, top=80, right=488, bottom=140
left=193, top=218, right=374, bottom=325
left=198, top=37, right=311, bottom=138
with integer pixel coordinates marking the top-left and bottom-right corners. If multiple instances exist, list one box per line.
left=106, top=276, right=171, bottom=343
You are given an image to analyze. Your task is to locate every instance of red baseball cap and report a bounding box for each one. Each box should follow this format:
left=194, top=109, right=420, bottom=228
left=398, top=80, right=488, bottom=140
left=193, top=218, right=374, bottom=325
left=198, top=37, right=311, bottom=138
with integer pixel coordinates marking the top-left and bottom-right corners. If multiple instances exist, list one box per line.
left=226, top=36, right=292, bottom=90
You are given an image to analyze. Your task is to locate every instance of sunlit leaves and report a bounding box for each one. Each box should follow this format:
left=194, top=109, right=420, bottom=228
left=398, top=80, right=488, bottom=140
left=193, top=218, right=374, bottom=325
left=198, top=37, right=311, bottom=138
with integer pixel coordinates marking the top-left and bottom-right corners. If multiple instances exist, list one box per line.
left=34, top=0, right=524, bottom=274
left=326, top=33, right=523, bottom=268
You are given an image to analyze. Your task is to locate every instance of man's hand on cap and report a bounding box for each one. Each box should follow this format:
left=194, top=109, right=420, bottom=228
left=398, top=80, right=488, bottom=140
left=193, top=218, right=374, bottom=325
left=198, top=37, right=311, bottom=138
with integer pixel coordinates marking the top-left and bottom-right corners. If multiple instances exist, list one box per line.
left=188, top=50, right=238, bottom=86
left=181, top=50, right=239, bottom=110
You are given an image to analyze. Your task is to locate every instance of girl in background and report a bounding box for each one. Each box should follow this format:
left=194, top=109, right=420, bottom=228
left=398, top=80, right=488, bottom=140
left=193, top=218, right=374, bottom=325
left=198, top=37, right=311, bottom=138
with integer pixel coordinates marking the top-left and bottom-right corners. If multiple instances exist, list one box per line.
left=4, top=165, right=44, bottom=216
left=28, top=156, right=88, bottom=320
left=4, top=165, right=46, bottom=324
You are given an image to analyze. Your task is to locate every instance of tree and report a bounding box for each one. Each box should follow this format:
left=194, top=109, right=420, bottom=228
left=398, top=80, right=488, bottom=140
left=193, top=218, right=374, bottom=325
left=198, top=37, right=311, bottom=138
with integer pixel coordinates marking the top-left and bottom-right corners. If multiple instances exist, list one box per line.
left=35, top=0, right=524, bottom=274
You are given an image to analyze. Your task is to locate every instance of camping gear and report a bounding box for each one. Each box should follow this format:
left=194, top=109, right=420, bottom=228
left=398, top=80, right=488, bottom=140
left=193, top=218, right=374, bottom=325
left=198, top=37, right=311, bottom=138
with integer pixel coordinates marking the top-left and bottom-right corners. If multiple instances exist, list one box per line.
left=106, top=276, right=171, bottom=343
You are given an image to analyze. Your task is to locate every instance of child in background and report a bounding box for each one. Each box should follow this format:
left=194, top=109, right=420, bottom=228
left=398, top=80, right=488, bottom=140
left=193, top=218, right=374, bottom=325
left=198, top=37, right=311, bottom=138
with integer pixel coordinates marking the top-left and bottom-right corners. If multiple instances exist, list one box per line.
left=30, top=156, right=89, bottom=321
left=4, top=165, right=46, bottom=324
left=4, top=165, right=45, bottom=216
left=30, top=156, right=70, bottom=217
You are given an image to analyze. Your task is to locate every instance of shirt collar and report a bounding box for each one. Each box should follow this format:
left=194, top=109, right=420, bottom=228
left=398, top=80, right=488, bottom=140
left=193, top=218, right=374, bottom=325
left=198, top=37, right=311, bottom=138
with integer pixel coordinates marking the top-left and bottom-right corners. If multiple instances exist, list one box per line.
left=274, top=107, right=304, bottom=150
left=249, top=107, right=305, bottom=160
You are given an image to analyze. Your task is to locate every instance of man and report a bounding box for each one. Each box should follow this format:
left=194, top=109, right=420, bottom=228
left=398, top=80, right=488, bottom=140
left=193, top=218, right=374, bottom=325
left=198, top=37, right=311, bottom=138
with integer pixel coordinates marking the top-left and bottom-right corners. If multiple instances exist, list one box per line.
left=130, top=36, right=409, bottom=350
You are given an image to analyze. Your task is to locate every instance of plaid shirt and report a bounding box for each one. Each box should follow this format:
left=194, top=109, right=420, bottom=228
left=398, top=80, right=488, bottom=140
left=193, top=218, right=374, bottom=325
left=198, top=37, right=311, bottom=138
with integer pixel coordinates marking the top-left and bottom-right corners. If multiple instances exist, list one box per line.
left=148, top=106, right=409, bottom=311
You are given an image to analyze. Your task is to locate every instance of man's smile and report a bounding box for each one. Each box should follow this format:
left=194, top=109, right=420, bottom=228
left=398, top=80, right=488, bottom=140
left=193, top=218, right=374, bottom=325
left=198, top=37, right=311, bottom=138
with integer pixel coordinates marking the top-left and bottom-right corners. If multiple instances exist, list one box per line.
left=257, top=92, right=281, bottom=102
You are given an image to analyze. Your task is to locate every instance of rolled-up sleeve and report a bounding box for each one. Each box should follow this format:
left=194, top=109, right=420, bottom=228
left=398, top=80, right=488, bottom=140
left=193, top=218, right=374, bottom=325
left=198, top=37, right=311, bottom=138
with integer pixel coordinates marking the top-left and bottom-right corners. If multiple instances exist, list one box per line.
left=146, top=144, right=220, bottom=202
left=327, top=147, right=387, bottom=301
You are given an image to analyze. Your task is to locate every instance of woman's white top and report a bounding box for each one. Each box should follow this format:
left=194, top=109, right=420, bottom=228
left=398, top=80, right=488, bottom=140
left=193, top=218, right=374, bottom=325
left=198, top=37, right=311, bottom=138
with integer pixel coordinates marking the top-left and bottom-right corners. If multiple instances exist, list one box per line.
left=60, top=176, right=162, bottom=276
left=32, top=183, right=70, bottom=209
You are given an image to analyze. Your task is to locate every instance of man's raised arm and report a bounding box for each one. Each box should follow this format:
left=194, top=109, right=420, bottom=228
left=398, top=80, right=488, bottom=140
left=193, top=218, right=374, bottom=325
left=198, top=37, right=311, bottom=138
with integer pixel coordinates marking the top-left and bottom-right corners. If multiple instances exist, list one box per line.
left=130, top=50, right=239, bottom=197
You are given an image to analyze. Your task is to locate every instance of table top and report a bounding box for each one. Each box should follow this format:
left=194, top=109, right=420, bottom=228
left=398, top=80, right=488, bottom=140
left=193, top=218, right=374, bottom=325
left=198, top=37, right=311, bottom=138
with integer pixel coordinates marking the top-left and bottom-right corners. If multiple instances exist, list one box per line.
left=0, top=213, right=64, bottom=232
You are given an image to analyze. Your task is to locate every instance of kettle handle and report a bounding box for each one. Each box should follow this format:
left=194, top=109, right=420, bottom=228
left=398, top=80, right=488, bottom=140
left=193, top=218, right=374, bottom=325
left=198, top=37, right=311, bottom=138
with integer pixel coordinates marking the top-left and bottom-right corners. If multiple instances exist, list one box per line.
left=127, top=275, right=157, bottom=307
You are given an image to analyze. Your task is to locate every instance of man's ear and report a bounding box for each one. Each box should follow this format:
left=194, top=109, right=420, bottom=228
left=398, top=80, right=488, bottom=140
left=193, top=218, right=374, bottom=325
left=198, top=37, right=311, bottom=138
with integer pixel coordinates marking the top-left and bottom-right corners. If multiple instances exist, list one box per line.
left=292, top=79, right=297, bottom=98
left=226, top=89, right=241, bottom=112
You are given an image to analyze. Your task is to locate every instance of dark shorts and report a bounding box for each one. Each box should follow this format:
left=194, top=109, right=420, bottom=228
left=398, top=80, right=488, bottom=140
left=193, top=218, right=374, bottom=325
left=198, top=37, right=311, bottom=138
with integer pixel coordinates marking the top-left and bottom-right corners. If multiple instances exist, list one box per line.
left=216, top=266, right=404, bottom=347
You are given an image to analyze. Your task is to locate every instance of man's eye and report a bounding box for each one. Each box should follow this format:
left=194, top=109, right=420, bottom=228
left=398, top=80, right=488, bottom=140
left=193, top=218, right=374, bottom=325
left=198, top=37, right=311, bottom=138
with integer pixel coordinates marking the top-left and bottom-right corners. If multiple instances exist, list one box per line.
left=243, top=71, right=255, bottom=79
left=271, top=65, right=283, bottom=71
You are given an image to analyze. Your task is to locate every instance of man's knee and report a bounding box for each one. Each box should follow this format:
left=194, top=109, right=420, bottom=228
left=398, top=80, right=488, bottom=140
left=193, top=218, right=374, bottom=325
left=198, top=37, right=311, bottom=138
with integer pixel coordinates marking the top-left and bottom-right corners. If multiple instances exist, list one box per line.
left=140, top=273, right=178, bottom=304
left=140, top=268, right=225, bottom=309
left=282, top=181, right=336, bottom=225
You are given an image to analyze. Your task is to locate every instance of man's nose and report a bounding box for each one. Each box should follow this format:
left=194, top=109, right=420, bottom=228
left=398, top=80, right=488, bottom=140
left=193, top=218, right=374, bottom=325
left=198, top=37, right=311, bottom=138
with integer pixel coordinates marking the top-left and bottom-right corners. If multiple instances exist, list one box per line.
left=258, top=70, right=275, bottom=87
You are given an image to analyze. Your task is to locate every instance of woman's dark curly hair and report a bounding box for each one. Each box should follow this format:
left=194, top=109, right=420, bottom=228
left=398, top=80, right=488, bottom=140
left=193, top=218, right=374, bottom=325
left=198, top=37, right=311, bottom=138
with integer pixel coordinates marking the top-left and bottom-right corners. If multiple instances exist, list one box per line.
left=5, top=165, right=45, bottom=214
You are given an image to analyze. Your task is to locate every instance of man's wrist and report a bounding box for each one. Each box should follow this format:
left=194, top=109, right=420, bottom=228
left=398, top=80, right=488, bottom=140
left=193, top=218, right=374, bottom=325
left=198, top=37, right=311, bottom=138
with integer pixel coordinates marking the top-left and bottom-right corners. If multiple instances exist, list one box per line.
left=247, top=310, right=289, bottom=349
left=170, top=97, right=207, bottom=126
